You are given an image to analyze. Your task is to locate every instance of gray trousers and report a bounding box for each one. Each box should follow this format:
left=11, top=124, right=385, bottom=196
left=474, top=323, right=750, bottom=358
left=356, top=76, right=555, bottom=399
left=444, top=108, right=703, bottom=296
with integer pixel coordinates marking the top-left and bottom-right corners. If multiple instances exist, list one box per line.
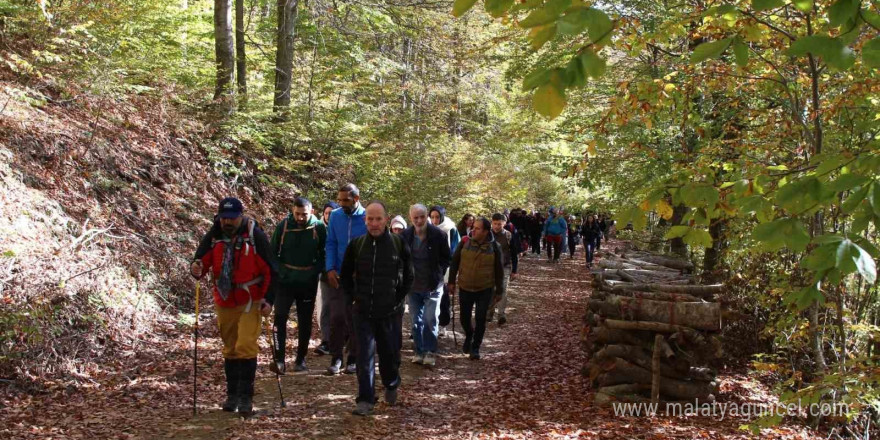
left=315, top=281, right=331, bottom=343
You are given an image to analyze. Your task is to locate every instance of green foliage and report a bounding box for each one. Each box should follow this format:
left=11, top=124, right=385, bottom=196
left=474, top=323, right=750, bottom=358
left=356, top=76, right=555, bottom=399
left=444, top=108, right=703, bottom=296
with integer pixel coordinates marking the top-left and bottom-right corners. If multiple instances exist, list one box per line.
left=691, top=38, right=734, bottom=63
left=788, top=35, right=856, bottom=70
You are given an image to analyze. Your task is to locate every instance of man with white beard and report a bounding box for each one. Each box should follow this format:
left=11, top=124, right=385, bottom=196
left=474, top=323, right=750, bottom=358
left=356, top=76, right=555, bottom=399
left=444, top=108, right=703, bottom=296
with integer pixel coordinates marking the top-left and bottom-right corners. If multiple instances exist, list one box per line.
left=400, top=204, right=451, bottom=367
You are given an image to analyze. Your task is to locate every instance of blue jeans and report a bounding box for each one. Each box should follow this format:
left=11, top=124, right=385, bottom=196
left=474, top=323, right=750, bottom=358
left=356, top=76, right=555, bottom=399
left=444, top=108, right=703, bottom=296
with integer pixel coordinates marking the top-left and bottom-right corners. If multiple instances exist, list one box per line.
left=353, top=312, right=401, bottom=404
left=408, top=286, right=442, bottom=355
left=585, top=239, right=596, bottom=263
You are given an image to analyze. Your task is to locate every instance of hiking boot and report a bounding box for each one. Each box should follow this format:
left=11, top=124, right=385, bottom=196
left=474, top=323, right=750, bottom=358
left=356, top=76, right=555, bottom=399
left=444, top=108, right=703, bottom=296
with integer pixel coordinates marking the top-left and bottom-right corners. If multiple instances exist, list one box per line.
left=269, top=360, right=286, bottom=376
left=325, top=358, right=342, bottom=376
left=352, top=401, right=373, bottom=416
left=498, top=316, right=507, bottom=327
left=293, top=359, right=308, bottom=372
left=315, top=342, right=330, bottom=356
left=385, top=387, right=398, bottom=406
left=424, top=352, right=436, bottom=367
left=469, top=349, right=481, bottom=360
left=222, top=359, right=239, bottom=412
left=438, top=326, right=447, bottom=338
left=237, top=358, right=257, bottom=416
left=462, top=336, right=472, bottom=354
left=411, top=353, right=424, bottom=364
left=344, top=362, right=357, bottom=375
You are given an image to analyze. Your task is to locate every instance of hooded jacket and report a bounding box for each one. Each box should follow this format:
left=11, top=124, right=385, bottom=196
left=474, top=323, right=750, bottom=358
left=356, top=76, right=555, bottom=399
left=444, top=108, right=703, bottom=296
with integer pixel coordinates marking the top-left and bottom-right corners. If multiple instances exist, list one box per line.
left=429, top=206, right=461, bottom=255
left=340, top=229, right=414, bottom=318
left=270, top=212, right=326, bottom=288
left=390, top=215, right=407, bottom=231
left=543, top=213, right=568, bottom=237
left=193, top=216, right=278, bottom=307
left=325, top=203, right=367, bottom=273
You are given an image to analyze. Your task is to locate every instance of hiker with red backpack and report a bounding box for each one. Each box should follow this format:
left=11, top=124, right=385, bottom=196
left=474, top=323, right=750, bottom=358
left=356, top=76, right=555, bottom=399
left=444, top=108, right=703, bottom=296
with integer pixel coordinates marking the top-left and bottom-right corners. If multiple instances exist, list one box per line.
left=340, top=201, right=414, bottom=416
left=448, top=217, right=505, bottom=360
left=269, top=197, right=326, bottom=374
left=190, top=197, right=277, bottom=416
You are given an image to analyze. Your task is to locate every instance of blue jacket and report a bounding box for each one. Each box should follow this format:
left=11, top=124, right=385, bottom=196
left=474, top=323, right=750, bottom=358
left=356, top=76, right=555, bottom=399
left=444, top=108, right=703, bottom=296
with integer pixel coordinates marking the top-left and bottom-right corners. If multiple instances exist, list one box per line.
left=543, top=214, right=568, bottom=236
left=325, top=204, right=367, bottom=273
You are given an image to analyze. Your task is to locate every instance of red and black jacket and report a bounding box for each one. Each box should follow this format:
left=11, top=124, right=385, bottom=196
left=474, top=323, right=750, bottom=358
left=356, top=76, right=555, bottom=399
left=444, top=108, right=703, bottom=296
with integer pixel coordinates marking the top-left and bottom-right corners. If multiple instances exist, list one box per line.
left=193, top=217, right=278, bottom=308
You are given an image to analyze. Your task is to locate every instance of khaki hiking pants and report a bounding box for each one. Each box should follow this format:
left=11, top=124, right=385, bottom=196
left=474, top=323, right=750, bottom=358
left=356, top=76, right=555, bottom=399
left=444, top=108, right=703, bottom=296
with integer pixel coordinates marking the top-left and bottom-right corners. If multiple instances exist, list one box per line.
left=216, top=304, right=263, bottom=359
left=488, top=266, right=512, bottom=321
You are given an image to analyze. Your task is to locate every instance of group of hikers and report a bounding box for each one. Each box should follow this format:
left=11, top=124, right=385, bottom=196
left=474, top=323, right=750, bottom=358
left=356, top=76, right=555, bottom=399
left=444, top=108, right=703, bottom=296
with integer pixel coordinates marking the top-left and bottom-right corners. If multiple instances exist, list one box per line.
left=188, top=184, right=612, bottom=417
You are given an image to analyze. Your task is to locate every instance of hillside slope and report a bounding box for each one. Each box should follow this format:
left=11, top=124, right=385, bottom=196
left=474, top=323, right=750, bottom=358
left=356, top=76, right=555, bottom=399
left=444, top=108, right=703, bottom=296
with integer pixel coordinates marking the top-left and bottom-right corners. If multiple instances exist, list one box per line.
left=0, top=76, right=306, bottom=388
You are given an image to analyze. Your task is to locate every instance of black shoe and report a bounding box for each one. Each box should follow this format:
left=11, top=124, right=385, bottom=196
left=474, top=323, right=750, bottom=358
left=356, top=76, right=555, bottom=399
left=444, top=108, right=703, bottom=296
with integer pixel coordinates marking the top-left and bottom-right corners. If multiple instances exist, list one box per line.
left=498, top=316, right=507, bottom=327
left=325, top=358, right=342, bottom=376
left=222, top=359, right=239, bottom=412
left=469, top=349, right=481, bottom=360
left=237, top=358, right=257, bottom=416
left=462, top=336, right=472, bottom=354
left=344, top=362, right=357, bottom=374
left=315, top=342, right=330, bottom=356
left=293, top=359, right=308, bottom=372
left=385, top=387, right=398, bottom=406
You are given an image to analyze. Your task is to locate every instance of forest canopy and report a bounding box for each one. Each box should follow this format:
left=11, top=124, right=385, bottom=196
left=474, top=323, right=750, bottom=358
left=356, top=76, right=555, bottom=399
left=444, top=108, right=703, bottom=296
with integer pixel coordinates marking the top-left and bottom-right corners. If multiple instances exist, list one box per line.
left=0, top=0, right=879, bottom=435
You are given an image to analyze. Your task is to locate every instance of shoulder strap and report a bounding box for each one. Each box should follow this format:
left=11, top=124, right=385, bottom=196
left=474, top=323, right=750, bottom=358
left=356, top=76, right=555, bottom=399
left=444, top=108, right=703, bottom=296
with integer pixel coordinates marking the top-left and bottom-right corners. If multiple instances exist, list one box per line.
left=276, top=217, right=289, bottom=257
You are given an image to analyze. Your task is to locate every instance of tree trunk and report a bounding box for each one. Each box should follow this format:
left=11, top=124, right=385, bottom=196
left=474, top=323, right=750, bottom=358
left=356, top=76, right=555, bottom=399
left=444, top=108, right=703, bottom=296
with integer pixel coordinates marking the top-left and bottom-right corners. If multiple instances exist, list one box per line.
left=702, top=218, right=727, bottom=283
left=588, top=295, right=721, bottom=331
left=603, top=319, right=708, bottom=346
left=588, top=326, right=655, bottom=349
left=273, top=0, right=300, bottom=116
left=594, top=288, right=703, bottom=303
left=235, top=0, right=247, bottom=100
left=596, top=357, right=715, bottom=400
left=594, top=344, right=690, bottom=377
left=669, top=204, right=688, bottom=258
left=624, top=254, right=694, bottom=272
left=652, top=335, right=662, bottom=404
left=601, top=281, right=722, bottom=298
left=213, top=0, right=236, bottom=103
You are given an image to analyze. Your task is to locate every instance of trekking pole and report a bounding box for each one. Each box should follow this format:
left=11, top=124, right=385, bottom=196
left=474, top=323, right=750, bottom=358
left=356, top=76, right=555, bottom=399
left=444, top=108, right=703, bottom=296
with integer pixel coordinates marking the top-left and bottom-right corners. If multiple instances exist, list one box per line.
left=265, top=317, right=286, bottom=408
left=192, top=280, right=200, bottom=416
left=451, top=287, right=458, bottom=346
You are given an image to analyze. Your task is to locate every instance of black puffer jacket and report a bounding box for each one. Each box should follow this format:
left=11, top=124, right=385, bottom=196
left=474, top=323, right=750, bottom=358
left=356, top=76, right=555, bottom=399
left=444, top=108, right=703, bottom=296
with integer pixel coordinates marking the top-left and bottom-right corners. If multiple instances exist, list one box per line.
left=340, top=229, right=414, bottom=318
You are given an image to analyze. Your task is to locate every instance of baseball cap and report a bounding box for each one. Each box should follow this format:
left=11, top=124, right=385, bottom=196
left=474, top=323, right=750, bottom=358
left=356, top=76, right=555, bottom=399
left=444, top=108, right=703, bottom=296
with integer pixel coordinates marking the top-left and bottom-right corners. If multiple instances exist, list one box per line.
left=218, top=197, right=243, bottom=219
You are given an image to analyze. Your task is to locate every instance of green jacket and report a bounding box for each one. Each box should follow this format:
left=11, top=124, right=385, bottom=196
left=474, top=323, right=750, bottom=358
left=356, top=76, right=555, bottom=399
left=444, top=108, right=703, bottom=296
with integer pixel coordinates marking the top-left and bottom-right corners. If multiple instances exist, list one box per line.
left=270, top=213, right=326, bottom=287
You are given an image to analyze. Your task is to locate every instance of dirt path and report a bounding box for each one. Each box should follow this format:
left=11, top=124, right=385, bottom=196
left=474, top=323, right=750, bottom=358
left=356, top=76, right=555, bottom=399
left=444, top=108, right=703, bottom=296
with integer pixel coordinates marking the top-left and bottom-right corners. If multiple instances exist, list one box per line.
left=2, top=241, right=819, bottom=439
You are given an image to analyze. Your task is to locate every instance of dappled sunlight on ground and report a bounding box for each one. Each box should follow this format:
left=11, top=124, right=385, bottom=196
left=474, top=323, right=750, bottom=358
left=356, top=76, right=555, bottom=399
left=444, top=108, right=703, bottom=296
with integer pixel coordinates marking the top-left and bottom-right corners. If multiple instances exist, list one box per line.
left=1, top=240, right=820, bottom=439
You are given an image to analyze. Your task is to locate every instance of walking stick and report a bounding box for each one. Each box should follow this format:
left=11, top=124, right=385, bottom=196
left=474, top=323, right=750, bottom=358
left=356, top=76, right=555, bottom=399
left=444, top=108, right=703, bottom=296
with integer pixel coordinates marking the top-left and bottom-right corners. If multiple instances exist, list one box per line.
left=192, top=280, right=200, bottom=416
left=451, top=286, right=458, bottom=346
left=265, top=317, right=286, bottom=408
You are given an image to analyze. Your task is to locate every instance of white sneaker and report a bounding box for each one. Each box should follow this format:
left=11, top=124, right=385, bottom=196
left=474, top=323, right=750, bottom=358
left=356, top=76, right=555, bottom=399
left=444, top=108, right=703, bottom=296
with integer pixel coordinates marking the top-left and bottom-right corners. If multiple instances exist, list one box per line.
left=424, top=352, right=436, bottom=367
left=411, top=353, right=424, bottom=364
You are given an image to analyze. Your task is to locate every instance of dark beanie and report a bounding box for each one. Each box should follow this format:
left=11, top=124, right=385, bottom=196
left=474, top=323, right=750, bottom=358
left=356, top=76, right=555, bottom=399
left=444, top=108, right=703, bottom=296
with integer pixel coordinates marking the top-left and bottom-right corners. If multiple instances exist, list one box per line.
left=324, top=201, right=340, bottom=211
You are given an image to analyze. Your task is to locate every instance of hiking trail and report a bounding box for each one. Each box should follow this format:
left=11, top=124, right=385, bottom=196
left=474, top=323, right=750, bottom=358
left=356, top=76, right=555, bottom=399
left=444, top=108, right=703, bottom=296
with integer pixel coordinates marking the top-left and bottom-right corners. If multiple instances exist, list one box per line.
left=2, top=241, right=814, bottom=439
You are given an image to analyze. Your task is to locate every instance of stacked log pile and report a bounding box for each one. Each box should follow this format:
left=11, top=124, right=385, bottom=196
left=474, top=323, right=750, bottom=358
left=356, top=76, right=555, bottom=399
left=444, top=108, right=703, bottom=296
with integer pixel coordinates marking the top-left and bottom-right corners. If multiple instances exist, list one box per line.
left=582, top=246, right=723, bottom=407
